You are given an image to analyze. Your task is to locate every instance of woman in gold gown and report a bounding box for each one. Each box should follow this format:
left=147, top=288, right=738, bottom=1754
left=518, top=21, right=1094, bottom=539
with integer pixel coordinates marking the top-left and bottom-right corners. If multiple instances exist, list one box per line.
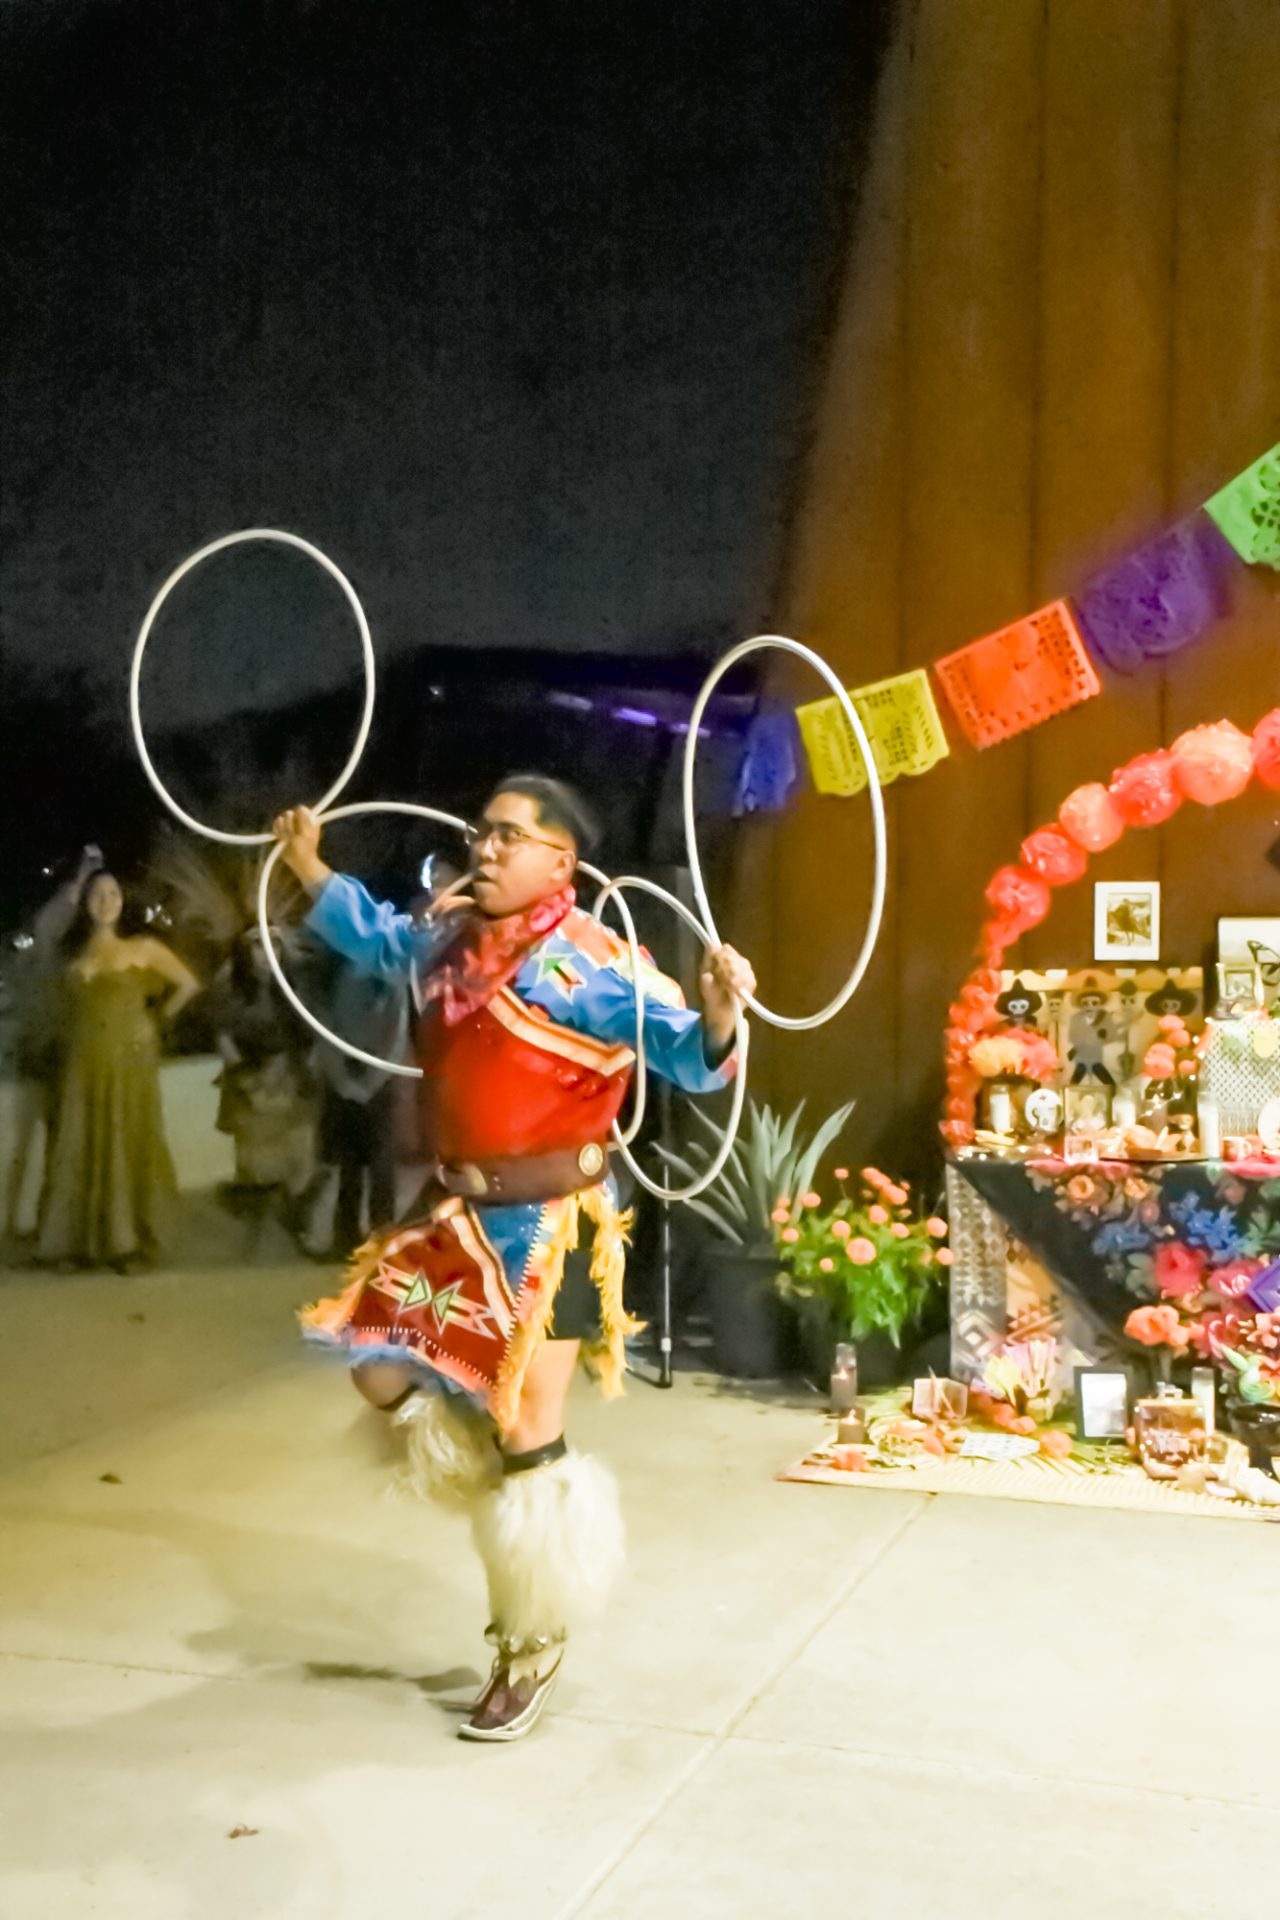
left=36, top=872, right=200, bottom=1270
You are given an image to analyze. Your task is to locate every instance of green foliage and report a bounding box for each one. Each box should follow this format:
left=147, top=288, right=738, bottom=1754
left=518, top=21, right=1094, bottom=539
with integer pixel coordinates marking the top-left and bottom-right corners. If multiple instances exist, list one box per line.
left=652, top=1098, right=855, bottom=1248
left=774, top=1171, right=949, bottom=1347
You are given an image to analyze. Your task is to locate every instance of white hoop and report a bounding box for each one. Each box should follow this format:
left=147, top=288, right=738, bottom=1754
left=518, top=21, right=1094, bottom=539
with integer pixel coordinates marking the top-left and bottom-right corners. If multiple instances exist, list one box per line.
left=257, top=800, right=469, bottom=1077
left=682, top=635, right=887, bottom=1031
left=130, top=529, right=377, bottom=846
left=588, top=872, right=749, bottom=1204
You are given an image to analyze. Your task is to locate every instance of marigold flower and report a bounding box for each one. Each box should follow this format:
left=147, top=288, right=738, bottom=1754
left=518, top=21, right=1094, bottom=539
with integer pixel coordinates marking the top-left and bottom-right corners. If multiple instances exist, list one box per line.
left=770, top=1207, right=789, bottom=1224
left=1125, top=1303, right=1190, bottom=1349
left=889, top=1222, right=910, bottom=1239
left=926, top=1217, right=948, bottom=1238
left=833, top=1167, right=850, bottom=1181
left=847, top=1237, right=877, bottom=1265
left=830, top=1219, right=851, bottom=1240
left=801, top=1190, right=822, bottom=1210
left=868, top=1204, right=889, bottom=1225
left=861, top=1167, right=887, bottom=1189
left=936, top=1248, right=954, bottom=1266
left=819, top=1257, right=835, bottom=1273
left=780, top=1226, right=800, bottom=1244
left=884, top=1185, right=908, bottom=1206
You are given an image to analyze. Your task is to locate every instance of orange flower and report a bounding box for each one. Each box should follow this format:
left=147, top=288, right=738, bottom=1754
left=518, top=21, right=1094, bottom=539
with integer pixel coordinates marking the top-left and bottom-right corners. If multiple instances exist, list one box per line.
left=833, top=1166, right=850, bottom=1181
left=770, top=1206, right=789, bottom=1224
left=926, top=1217, right=948, bottom=1238
left=819, top=1257, right=835, bottom=1273
left=780, top=1226, right=800, bottom=1244
left=884, top=1185, right=908, bottom=1206
left=847, top=1237, right=877, bottom=1265
left=890, top=1222, right=910, bottom=1239
left=830, top=1219, right=851, bottom=1240
left=801, top=1189, right=822, bottom=1209
left=936, top=1248, right=954, bottom=1267
left=868, top=1204, right=889, bottom=1225
left=1125, top=1304, right=1190, bottom=1350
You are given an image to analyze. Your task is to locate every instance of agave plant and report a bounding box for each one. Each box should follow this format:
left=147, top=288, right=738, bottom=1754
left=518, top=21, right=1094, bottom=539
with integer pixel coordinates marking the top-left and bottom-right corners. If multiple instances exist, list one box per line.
left=653, top=1098, right=855, bottom=1248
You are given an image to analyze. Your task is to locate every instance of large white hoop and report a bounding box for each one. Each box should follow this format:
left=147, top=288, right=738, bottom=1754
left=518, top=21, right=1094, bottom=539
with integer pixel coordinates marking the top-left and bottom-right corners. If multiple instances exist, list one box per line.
left=588, top=872, right=749, bottom=1204
left=257, top=800, right=469, bottom=1077
left=682, top=634, right=887, bottom=1031
left=129, top=529, right=377, bottom=846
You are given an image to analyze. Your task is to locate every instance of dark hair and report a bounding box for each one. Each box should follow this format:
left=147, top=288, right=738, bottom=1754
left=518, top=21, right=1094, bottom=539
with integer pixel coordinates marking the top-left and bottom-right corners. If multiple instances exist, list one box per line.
left=487, top=774, right=600, bottom=857
left=61, top=871, right=145, bottom=957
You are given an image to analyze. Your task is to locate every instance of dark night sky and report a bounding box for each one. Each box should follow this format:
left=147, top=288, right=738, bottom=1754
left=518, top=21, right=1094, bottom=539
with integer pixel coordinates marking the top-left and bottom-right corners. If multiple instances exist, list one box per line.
left=2, top=0, right=890, bottom=880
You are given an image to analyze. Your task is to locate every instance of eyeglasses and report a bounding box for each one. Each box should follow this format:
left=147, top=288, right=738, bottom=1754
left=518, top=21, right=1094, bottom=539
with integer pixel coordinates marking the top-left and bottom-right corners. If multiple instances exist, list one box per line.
left=463, top=818, right=572, bottom=857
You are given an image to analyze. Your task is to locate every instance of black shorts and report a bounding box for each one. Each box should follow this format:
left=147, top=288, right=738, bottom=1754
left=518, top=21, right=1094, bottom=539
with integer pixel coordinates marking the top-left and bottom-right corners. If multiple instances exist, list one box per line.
left=548, top=1241, right=605, bottom=1342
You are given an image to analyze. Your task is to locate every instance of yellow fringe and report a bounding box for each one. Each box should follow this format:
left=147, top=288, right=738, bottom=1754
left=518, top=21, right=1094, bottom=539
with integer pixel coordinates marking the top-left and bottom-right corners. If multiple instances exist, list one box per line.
left=490, top=1194, right=583, bottom=1434
left=579, top=1184, right=642, bottom=1400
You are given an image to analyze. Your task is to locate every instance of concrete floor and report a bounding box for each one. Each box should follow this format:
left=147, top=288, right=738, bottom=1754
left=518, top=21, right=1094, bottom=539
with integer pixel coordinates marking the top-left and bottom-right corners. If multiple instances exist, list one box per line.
left=1, top=1251, right=1276, bottom=1920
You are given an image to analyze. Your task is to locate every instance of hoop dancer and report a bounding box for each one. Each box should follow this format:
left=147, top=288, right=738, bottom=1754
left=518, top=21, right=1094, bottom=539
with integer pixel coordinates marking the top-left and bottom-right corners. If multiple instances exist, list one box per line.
left=273, top=775, right=755, bottom=1742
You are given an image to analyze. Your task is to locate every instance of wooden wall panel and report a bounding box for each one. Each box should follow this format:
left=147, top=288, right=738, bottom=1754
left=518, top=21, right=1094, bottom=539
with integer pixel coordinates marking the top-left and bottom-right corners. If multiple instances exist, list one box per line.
left=892, top=0, right=1043, bottom=1161
left=1022, top=0, right=1178, bottom=970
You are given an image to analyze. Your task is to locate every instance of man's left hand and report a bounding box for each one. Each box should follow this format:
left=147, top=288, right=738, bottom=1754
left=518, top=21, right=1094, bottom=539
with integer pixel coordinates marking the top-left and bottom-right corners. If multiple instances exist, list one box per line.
left=700, top=944, right=756, bottom=1051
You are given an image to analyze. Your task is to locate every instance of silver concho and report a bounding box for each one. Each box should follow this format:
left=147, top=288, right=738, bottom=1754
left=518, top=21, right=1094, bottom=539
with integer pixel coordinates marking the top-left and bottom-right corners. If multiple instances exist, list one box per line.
left=577, top=1143, right=605, bottom=1178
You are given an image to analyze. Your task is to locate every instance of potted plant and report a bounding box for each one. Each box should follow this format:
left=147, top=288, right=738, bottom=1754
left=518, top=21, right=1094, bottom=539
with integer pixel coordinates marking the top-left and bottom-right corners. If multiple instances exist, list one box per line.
left=773, top=1168, right=951, bottom=1388
left=654, top=1099, right=854, bottom=1378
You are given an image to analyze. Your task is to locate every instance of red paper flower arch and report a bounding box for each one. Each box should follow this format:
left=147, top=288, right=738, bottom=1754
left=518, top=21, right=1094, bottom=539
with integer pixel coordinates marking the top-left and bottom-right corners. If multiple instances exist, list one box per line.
left=942, top=708, right=1280, bottom=1146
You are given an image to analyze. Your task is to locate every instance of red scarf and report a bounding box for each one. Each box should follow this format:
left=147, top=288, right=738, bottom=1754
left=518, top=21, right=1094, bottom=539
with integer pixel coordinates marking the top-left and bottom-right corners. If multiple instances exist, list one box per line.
left=417, top=886, right=576, bottom=1026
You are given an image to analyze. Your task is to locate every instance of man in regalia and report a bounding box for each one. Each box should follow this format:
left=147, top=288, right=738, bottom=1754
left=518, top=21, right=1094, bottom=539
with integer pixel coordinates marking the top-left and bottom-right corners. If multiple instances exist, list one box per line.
left=273, top=775, right=753, bottom=1742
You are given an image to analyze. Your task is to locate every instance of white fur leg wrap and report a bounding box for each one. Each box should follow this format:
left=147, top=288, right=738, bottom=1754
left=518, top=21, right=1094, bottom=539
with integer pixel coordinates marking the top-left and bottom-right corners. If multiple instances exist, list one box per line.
left=471, top=1451, right=625, bottom=1652
left=394, top=1392, right=501, bottom=1510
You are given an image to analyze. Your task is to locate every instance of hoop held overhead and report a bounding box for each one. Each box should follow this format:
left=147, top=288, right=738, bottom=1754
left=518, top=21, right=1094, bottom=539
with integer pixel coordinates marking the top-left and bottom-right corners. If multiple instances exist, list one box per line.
left=129, top=528, right=377, bottom=847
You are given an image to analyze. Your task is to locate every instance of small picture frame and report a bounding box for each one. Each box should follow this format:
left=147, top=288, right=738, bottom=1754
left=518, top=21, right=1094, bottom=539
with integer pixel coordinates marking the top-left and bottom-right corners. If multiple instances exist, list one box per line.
left=1074, top=1366, right=1132, bottom=1441
left=1095, top=882, right=1161, bottom=962
left=1216, top=962, right=1265, bottom=1015
left=1063, top=1084, right=1112, bottom=1133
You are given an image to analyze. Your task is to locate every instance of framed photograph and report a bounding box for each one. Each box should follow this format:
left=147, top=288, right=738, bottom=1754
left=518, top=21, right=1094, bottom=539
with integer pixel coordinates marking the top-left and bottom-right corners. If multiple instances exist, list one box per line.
left=1063, top=1084, right=1112, bottom=1133
left=1216, top=962, right=1265, bottom=1015
left=1217, top=918, right=1280, bottom=1010
left=1074, top=1366, right=1131, bottom=1441
left=1095, top=882, right=1161, bottom=962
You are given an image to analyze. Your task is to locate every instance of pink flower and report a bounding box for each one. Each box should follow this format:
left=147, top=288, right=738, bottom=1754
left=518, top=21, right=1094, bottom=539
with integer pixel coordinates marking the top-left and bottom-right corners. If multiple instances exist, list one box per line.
left=868, top=1204, right=889, bottom=1225
left=1154, top=1242, right=1207, bottom=1301
left=780, top=1226, right=800, bottom=1244
left=861, top=1167, right=886, bottom=1188
left=830, top=1219, right=851, bottom=1240
left=1143, top=1043, right=1177, bottom=1081
left=801, top=1189, right=822, bottom=1210
left=770, top=1206, right=789, bottom=1224
left=884, top=1185, right=908, bottom=1206
left=926, top=1217, right=948, bottom=1238
left=847, top=1237, right=877, bottom=1265
left=1211, top=1259, right=1263, bottom=1301
left=936, top=1248, right=954, bottom=1267
left=833, top=1167, right=850, bottom=1181
left=819, top=1257, right=835, bottom=1273
left=890, top=1222, right=910, bottom=1239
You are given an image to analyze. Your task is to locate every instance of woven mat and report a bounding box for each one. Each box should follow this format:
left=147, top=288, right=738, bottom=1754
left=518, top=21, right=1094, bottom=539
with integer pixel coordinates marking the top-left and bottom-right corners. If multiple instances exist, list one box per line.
left=779, top=1441, right=1279, bottom=1524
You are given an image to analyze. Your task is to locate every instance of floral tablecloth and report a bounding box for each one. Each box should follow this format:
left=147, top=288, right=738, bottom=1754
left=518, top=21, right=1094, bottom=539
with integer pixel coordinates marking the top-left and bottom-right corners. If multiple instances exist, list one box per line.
left=952, top=1154, right=1280, bottom=1334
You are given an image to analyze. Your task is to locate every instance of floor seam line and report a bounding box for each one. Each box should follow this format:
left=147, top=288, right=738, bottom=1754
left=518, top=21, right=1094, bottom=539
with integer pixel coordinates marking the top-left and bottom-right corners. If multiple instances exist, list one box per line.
left=723, top=1728, right=1279, bottom=1817
left=547, top=1499, right=929, bottom=1920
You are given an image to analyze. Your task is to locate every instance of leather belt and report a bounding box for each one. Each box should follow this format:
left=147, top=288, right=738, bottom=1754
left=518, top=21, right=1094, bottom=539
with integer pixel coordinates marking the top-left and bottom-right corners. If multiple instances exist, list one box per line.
left=429, top=1142, right=609, bottom=1206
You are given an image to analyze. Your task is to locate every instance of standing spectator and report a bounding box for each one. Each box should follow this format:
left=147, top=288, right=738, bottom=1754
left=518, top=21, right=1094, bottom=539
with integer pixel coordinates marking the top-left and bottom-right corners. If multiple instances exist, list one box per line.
left=313, top=957, right=409, bottom=1257
left=37, top=871, right=200, bottom=1270
left=4, top=846, right=103, bottom=1244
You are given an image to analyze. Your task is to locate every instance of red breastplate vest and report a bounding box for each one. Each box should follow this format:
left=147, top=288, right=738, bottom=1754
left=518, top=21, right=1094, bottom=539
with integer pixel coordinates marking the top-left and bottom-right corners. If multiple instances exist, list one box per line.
left=416, top=986, right=635, bottom=1162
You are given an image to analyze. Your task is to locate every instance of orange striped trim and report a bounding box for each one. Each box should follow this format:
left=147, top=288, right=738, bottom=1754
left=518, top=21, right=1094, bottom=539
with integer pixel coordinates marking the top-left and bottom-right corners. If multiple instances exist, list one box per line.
left=488, top=987, right=634, bottom=1076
